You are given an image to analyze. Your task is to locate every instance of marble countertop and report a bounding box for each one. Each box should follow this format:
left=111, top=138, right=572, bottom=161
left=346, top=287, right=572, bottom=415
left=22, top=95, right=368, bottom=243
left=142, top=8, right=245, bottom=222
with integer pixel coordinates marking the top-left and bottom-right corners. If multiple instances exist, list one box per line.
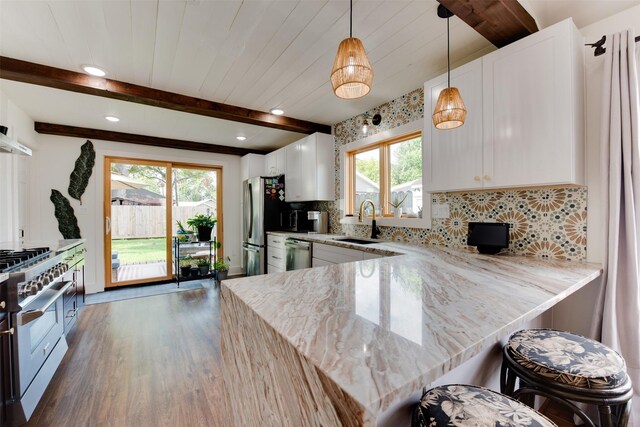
left=0, top=273, right=8, bottom=283
left=224, top=238, right=602, bottom=420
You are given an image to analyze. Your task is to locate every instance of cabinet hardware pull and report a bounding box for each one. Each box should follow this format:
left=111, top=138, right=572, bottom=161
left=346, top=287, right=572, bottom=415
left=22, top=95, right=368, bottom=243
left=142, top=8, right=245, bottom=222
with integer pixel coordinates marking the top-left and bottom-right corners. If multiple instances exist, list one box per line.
left=474, top=176, right=481, bottom=181
left=272, top=256, right=281, bottom=260
left=43, top=342, right=51, bottom=355
left=66, top=308, right=79, bottom=318
left=484, top=175, right=491, bottom=180
left=0, top=328, right=14, bottom=335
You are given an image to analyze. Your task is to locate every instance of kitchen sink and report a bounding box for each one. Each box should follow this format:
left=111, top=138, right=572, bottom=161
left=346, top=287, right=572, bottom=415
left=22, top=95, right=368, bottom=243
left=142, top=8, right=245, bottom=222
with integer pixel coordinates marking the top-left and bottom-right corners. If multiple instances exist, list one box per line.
left=333, top=237, right=377, bottom=245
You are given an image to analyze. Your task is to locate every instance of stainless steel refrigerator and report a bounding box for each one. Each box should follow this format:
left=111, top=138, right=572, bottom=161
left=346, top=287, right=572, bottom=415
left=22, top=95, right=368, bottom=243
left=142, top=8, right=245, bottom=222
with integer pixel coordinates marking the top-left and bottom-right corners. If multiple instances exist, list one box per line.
left=242, top=176, right=285, bottom=276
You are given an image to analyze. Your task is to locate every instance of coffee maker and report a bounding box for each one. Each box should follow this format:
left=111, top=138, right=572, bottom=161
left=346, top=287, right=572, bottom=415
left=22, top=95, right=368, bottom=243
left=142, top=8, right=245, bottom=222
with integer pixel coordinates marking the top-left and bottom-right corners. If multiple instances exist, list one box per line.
left=307, top=211, right=328, bottom=234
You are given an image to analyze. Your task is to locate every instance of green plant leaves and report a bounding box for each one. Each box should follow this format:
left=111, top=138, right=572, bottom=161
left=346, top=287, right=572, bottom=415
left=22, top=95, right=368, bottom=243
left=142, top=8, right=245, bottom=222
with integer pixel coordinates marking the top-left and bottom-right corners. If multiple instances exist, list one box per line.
left=50, top=190, right=81, bottom=239
left=68, top=140, right=95, bottom=204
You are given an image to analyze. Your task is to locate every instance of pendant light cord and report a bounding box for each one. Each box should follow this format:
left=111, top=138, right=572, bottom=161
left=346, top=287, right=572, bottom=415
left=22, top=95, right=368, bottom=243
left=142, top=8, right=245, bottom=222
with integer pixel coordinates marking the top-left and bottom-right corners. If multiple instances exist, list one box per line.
left=350, top=0, right=353, bottom=38
left=447, top=15, right=450, bottom=88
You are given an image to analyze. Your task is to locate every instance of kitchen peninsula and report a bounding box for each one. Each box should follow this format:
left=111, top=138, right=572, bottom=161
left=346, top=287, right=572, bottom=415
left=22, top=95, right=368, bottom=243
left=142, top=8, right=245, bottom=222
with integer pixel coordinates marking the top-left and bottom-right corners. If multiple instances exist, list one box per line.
left=220, top=239, right=601, bottom=426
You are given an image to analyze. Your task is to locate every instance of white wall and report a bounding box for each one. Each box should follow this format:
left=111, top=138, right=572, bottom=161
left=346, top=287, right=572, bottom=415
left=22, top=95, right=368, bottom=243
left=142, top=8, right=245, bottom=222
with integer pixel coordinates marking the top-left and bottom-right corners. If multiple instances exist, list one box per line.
left=0, top=88, right=38, bottom=247
left=551, top=5, right=640, bottom=336
left=26, top=135, right=242, bottom=294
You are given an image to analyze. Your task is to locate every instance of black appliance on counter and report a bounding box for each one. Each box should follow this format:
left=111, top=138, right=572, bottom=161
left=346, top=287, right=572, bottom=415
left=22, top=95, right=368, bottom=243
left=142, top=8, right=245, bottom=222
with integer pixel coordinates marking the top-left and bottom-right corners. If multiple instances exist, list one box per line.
left=467, top=222, right=510, bottom=254
left=0, top=242, right=85, bottom=426
left=280, top=209, right=313, bottom=232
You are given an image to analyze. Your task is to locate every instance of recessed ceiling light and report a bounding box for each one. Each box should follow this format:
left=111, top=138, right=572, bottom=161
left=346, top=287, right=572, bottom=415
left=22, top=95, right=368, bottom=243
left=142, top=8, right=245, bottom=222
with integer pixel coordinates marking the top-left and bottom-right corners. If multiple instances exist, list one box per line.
left=270, top=108, right=284, bottom=116
left=82, top=65, right=106, bottom=77
left=236, top=136, right=247, bottom=141
left=105, top=116, right=120, bottom=122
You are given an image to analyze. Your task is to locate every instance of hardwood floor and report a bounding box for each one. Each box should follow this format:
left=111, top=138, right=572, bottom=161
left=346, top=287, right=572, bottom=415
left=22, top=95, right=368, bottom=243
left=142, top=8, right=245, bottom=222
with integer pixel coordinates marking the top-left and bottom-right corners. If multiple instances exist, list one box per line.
left=26, top=282, right=223, bottom=427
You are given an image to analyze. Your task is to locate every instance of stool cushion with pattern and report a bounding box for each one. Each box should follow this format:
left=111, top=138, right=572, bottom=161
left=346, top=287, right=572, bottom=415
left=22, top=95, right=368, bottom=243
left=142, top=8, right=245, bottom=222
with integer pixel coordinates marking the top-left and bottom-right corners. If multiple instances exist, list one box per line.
left=413, top=384, right=557, bottom=427
left=507, top=329, right=627, bottom=389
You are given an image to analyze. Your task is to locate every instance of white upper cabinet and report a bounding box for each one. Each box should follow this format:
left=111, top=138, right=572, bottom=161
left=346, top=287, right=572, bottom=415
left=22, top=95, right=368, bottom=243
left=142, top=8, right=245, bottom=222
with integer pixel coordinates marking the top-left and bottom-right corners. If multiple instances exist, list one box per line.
left=424, top=58, right=484, bottom=192
left=482, top=18, right=584, bottom=188
left=240, top=154, right=265, bottom=181
left=285, top=133, right=335, bottom=202
left=265, top=147, right=286, bottom=176
left=424, top=18, right=585, bottom=192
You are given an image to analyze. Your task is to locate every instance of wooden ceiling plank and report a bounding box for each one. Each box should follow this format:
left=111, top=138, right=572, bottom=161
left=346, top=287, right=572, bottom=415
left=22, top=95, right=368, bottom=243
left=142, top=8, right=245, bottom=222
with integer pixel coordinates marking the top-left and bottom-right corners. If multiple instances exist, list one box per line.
left=198, top=0, right=276, bottom=98
left=34, top=122, right=269, bottom=157
left=48, top=2, right=95, bottom=69
left=168, top=1, right=239, bottom=96
left=151, top=0, right=187, bottom=90
left=236, top=1, right=348, bottom=109
left=225, top=0, right=327, bottom=106
left=436, top=0, right=538, bottom=48
left=213, top=0, right=299, bottom=103
left=130, top=0, right=158, bottom=86
left=0, top=56, right=330, bottom=134
left=102, top=1, right=135, bottom=81
left=75, top=1, right=114, bottom=78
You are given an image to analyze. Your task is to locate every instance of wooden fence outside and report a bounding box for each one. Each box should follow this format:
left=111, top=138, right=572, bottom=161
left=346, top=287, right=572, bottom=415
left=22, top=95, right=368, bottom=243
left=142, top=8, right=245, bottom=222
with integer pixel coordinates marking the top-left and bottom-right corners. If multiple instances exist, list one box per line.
left=111, top=205, right=212, bottom=238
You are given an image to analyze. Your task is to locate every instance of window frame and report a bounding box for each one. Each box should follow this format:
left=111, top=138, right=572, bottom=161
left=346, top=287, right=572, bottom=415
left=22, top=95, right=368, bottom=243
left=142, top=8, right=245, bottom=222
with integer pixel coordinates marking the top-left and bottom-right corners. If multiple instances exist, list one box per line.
left=339, top=118, right=430, bottom=229
left=346, top=131, right=422, bottom=217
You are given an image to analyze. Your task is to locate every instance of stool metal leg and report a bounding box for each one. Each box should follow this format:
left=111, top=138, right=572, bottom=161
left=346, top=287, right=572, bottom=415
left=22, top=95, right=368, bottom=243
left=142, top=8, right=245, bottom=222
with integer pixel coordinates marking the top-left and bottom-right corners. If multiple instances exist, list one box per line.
left=514, top=387, right=596, bottom=427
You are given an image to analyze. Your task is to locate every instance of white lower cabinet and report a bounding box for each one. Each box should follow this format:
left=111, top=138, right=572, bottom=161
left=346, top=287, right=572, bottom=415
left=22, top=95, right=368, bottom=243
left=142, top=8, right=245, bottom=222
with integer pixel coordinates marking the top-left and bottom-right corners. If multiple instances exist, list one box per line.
left=267, top=234, right=286, bottom=272
left=312, top=242, right=383, bottom=266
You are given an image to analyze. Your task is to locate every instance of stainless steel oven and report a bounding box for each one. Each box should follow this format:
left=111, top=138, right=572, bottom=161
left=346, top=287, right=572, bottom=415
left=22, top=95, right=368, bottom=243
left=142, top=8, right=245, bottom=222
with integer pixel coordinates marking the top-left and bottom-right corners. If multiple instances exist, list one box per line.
left=2, top=247, right=74, bottom=426
left=13, top=279, right=71, bottom=399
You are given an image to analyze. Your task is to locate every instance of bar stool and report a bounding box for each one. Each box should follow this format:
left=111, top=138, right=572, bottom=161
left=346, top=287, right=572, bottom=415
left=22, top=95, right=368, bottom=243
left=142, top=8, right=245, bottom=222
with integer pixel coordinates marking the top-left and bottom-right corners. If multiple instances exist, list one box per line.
left=501, top=329, right=633, bottom=427
left=413, top=384, right=557, bottom=426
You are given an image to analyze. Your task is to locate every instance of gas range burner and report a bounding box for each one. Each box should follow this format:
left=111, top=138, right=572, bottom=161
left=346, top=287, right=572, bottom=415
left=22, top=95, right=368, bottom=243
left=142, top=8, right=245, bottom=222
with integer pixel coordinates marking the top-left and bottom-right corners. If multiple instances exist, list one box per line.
left=0, top=247, right=50, bottom=273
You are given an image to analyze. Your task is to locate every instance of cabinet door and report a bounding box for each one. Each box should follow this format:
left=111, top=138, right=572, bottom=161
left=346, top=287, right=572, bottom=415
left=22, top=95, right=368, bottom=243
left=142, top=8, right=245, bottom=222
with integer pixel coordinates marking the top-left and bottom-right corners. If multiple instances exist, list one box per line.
left=299, top=135, right=317, bottom=201
left=275, top=148, right=287, bottom=175
left=265, top=152, right=277, bottom=176
left=483, top=19, right=581, bottom=188
left=424, top=58, right=484, bottom=192
left=285, top=143, right=302, bottom=201
left=314, top=133, right=336, bottom=201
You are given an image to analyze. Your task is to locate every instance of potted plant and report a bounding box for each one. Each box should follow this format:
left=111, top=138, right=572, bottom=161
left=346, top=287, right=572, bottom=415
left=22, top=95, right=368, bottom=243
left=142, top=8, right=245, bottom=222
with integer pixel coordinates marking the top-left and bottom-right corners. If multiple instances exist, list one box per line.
left=187, top=214, right=217, bottom=242
left=214, top=256, right=231, bottom=281
left=179, top=257, right=193, bottom=278
left=196, top=257, right=210, bottom=276
left=389, top=193, right=408, bottom=218
left=176, top=220, right=195, bottom=242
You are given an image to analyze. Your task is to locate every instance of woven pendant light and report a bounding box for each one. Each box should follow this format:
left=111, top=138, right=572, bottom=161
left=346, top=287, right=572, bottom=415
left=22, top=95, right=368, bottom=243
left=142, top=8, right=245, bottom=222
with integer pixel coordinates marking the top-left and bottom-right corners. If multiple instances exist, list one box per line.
left=432, top=6, right=466, bottom=130
left=330, top=0, right=373, bottom=99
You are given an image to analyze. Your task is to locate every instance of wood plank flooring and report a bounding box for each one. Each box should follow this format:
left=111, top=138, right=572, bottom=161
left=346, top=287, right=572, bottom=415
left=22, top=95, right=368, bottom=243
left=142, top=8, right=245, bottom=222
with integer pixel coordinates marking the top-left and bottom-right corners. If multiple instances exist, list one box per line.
left=26, top=282, right=222, bottom=426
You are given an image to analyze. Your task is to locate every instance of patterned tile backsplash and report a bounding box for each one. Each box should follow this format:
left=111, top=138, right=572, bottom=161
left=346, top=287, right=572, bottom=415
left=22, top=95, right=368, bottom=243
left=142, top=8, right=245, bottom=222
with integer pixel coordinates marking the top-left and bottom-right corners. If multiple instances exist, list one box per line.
left=317, top=86, right=588, bottom=261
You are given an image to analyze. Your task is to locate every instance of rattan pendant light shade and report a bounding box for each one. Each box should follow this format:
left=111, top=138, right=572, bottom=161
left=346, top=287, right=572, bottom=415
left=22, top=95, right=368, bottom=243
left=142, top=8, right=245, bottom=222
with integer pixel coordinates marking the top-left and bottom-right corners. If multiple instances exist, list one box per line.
left=433, top=87, right=467, bottom=129
left=432, top=5, right=466, bottom=130
left=331, top=37, right=374, bottom=99
left=330, top=0, right=373, bottom=99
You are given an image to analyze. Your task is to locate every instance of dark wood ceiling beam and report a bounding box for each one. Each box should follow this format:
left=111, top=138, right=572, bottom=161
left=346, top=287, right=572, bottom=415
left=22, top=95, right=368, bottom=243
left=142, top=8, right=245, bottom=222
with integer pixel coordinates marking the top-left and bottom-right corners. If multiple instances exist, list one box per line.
left=34, top=122, right=269, bottom=156
left=1, top=56, right=331, bottom=135
left=437, top=0, right=538, bottom=48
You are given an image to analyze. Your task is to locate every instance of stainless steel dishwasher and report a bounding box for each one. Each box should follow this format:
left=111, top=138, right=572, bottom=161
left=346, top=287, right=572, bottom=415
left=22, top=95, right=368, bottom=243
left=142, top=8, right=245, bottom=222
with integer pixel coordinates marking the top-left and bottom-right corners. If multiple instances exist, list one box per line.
left=285, top=238, right=311, bottom=271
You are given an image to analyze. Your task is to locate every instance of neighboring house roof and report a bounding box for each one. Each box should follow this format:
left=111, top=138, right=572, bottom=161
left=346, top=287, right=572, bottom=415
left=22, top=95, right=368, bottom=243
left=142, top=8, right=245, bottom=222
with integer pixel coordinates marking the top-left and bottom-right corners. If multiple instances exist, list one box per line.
left=111, top=188, right=165, bottom=206
left=177, top=199, right=215, bottom=207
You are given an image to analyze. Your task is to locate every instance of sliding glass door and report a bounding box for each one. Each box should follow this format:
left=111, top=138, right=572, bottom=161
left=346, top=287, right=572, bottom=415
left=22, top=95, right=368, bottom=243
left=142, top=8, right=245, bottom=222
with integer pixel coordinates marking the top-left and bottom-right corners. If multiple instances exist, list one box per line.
left=104, top=158, right=223, bottom=288
left=105, top=158, right=172, bottom=287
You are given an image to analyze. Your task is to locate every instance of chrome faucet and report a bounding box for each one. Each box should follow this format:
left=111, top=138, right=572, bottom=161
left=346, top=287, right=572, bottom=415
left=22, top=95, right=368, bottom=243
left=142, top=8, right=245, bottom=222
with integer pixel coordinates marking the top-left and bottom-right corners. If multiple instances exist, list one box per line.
left=358, top=199, right=381, bottom=239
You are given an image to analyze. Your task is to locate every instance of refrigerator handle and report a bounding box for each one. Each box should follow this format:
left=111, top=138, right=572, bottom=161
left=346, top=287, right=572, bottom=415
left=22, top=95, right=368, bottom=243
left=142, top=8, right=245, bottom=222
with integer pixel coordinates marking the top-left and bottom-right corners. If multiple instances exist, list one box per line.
left=248, top=182, right=254, bottom=239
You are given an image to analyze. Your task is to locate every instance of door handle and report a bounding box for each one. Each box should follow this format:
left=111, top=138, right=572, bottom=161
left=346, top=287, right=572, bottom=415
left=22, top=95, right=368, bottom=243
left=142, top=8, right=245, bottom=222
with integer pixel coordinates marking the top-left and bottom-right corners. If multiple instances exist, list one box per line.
left=105, top=216, right=111, bottom=235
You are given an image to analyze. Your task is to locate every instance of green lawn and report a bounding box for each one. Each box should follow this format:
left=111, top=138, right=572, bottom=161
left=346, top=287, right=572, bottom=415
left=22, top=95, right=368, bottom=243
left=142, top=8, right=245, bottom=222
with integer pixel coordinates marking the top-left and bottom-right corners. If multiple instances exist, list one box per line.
left=112, top=238, right=167, bottom=264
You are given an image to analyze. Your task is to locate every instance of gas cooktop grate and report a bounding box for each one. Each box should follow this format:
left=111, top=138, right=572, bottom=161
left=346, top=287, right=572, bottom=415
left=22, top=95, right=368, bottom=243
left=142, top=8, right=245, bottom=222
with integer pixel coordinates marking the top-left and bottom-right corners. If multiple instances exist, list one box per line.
left=0, top=248, right=50, bottom=273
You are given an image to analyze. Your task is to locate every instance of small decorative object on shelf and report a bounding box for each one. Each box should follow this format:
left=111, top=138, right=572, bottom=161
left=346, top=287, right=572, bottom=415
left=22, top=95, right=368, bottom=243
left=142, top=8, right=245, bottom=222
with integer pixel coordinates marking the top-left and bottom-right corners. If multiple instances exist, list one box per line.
left=389, top=193, right=408, bottom=218
left=176, top=220, right=196, bottom=243
left=186, top=214, right=217, bottom=242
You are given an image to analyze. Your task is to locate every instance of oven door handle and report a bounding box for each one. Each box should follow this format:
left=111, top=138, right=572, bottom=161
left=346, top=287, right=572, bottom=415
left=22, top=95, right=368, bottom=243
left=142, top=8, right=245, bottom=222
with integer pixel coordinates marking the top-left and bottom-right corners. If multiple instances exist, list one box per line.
left=17, top=281, right=73, bottom=326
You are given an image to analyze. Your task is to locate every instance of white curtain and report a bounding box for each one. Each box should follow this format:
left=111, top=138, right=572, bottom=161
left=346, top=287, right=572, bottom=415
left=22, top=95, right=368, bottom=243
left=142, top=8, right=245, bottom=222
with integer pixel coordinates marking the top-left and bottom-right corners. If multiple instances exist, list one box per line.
left=600, top=30, right=640, bottom=425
